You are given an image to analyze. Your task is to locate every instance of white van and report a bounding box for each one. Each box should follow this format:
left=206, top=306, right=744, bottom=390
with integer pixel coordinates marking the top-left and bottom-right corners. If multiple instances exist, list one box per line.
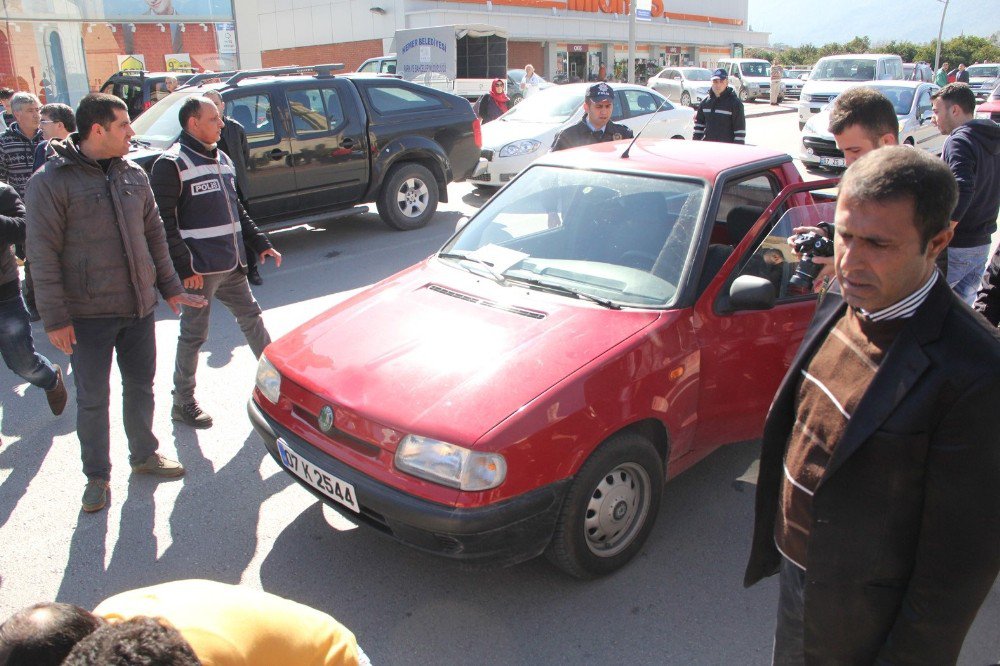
left=798, top=54, right=904, bottom=129
left=717, top=58, right=774, bottom=103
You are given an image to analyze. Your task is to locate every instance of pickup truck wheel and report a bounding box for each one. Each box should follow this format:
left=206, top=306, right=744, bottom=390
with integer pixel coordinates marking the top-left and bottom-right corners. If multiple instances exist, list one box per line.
left=546, top=432, right=663, bottom=579
left=680, top=91, right=691, bottom=106
left=377, top=164, right=439, bottom=231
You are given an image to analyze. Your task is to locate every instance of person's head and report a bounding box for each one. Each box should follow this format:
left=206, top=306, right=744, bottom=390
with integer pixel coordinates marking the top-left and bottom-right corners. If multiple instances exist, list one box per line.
left=62, top=617, right=200, bottom=666
left=202, top=89, right=225, bottom=116
left=958, top=63, right=966, bottom=71
left=827, top=87, right=899, bottom=165
left=710, top=68, right=728, bottom=96
left=39, top=103, right=75, bottom=141
left=583, top=82, right=614, bottom=130
left=524, top=64, right=535, bottom=77
left=940, top=61, right=949, bottom=70
left=931, top=82, right=976, bottom=135
left=834, top=146, right=956, bottom=311
left=490, top=78, right=505, bottom=96
left=179, top=96, right=223, bottom=145
left=0, top=602, right=103, bottom=666
left=10, top=92, right=41, bottom=135
left=144, top=0, right=175, bottom=15
left=0, top=88, right=14, bottom=110
left=76, top=93, right=133, bottom=158
left=762, top=248, right=785, bottom=265
left=164, top=75, right=179, bottom=92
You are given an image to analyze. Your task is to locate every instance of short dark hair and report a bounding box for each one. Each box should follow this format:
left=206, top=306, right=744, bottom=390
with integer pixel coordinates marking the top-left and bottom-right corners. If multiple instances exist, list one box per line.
left=839, top=145, right=958, bottom=248
left=75, top=93, right=128, bottom=140
left=61, top=617, right=201, bottom=666
left=0, top=603, right=103, bottom=666
left=40, top=103, right=76, bottom=132
left=931, top=82, right=976, bottom=115
left=0, top=88, right=13, bottom=101
left=827, top=87, right=898, bottom=144
left=178, top=97, right=211, bottom=129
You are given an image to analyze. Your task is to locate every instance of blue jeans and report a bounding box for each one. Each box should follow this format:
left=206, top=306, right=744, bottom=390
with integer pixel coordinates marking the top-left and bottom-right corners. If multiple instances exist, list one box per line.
left=0, top=292, right=57, bottom=390
left=947, top=244, right=991, bottom=306
left=71, top=314, right=159, bottom=480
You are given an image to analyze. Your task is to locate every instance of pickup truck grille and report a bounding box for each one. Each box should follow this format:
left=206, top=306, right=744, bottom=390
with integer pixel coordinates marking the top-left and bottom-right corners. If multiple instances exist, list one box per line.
left=803, top=137, right=843, bottom=158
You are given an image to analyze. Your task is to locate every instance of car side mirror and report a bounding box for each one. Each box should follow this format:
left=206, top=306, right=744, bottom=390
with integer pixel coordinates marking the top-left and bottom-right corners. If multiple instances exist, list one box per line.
left=727, top=275, right=776, bottom=311
left=919, top=108, right=933, bottom=123
left=455, top=216, right=471, bottom=233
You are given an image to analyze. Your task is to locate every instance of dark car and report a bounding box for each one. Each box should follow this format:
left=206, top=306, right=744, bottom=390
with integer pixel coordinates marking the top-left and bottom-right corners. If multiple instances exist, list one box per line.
left=127, top=64, right=482, bottom=231
left=100, top=70, right=196, bottom=119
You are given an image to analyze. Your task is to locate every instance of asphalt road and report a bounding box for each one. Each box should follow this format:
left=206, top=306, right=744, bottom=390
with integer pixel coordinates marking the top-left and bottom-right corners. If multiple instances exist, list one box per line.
left=1, top=106, right=997, bottom=664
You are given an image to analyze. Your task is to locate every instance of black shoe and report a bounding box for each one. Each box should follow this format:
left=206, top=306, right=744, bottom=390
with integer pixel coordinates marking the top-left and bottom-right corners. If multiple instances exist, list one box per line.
left=171, top=401, right=214, bottom=429
left=247, top=267, right=263, bottom=286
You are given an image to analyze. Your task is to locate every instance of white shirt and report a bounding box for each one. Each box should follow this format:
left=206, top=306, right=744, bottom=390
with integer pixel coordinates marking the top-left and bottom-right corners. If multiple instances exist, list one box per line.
left=522, top=73, right=545, bottom=97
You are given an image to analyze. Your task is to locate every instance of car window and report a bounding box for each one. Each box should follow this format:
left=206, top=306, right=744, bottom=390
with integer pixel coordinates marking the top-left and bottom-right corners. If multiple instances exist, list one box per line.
left=611, top=92, right=626, bottom=121
left=622, top=89, right=669, bottom=117
left=226, top=93, right=276, bottom=141
left=358, top=60, right=377, bottom=74
left=365, top=85, right=444, bottom=114
left=740, top=62, right=768, bottom=77
left=717, top=173, right=780, bottom=238
left=381, top=60, right=397, bottom=74
left=915, top=88, right=932, bottom=114
left=285, top=87, right=345, bottom=135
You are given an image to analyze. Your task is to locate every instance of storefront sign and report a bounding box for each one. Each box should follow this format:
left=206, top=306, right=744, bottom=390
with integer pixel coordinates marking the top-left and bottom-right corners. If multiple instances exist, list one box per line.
left=216, top=22, right=237, bottom=54
left=568, top=44, right=588, bottom=53
left=635, top=0, right=652, bottom=21
left=116, top=54, right=146, bottom=71
left=165, top=53, right=192, bottom=71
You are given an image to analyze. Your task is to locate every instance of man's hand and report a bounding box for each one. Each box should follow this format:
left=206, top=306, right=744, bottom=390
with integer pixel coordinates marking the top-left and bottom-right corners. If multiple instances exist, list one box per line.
left=48, top=325, right=76, bottom=355
left=183, top=274, right=204, bottom=290
left=788, top=227, right=836, bottom=292
left=259, top=248, right=282, bottom=268
left=166, top=292, right=208, bottom=314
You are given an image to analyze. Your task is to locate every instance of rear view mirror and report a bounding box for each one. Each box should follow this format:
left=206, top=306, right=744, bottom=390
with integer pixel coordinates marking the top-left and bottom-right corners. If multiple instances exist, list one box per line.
left=728, top=275, right=776, bottom=311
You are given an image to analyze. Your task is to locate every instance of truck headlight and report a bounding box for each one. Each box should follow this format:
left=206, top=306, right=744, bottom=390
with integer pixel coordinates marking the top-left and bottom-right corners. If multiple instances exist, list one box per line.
left=255, top=354, right=281, bottom=404
left=499, top=139, right=541, bottom=158
left=395, top=434, right=506, bottom=491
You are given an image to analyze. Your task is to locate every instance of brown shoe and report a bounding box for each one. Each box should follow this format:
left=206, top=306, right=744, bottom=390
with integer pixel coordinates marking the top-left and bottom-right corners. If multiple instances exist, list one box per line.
left=82, top=479, right=110, bottom=513
left=131, top=453, right=185, bottom=478
left=46, top=365, right=67, bottom=416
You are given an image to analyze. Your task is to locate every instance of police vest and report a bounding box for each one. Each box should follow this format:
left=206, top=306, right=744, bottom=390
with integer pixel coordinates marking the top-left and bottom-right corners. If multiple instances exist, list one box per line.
left=167, top=142, right=245, bottom=275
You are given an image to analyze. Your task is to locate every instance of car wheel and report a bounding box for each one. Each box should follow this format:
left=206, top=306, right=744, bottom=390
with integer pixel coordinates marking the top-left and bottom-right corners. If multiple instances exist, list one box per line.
left=680, top=91, right=691, bottom=107
left=777, top=95, right=784, bottom=103
left=738, top=87, right=749, bottom=102
left=509, top=93, right=523, bottom=107
left=546, top=432, right=663, bottom=579
left=377, top=163, right=439, bottom=231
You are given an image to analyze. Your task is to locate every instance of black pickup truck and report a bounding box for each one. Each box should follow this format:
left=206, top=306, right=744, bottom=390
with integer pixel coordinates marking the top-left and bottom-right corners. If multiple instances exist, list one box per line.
left=127, top=64, right=482, bottom=230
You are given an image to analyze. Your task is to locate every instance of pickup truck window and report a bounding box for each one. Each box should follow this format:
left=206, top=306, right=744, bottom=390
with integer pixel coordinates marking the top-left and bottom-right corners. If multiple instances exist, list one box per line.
left=226, top=93, right=275, bottom=140
left=366, top=85, right=444, bottom=114
left=285, top=87, right=346, bottom=135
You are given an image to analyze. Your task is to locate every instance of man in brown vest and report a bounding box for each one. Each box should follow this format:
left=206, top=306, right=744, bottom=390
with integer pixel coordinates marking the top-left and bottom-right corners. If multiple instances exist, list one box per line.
left=746, top=146, right=1000, bottom=663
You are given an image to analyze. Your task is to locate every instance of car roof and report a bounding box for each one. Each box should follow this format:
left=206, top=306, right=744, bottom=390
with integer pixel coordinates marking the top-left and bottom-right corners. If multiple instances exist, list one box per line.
left=817, top=53, right=898, bottom=60
left=534, top=138, right=788, bottom=182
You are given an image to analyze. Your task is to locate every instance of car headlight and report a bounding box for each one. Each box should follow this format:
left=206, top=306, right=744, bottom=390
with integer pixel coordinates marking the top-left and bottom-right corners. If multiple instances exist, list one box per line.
left=499, top=139, right=541, bottom=158
left=395, top=434, right=507, bottom=491
left=255, top=354, right=281, bottom=404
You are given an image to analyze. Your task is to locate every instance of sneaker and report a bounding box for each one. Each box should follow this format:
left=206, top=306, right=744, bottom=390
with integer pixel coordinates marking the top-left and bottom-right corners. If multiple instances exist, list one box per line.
left=247, top=266, right=263, bottom=286
left=82, top=479, right=109, bottom=512
left=46, top=365, right=68, bottom=416
left=131, top=453, right=185, bottom=477
left=171, top=401, right=213, bottom=429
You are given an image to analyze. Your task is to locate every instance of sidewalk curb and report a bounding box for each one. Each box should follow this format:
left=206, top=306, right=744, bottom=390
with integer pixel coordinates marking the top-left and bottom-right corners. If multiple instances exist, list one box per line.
left=746, top=105, right=797, bottom=119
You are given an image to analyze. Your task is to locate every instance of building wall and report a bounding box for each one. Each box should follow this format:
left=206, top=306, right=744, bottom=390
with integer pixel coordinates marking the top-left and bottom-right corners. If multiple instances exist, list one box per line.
left=508, top=41, right=545, bottom=76
left=260, top=38, right=384, bottom=71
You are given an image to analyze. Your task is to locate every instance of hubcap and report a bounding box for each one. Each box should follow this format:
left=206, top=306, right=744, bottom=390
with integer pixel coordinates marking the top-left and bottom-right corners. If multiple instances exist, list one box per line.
left=395, top=177, right=429, bottom=218
left=583, top=462, right=651, bottom=557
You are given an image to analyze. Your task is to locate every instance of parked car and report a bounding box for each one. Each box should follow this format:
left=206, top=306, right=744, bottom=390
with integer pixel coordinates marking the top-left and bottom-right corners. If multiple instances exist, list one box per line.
left=472, top=82, right=693, bottom=188
left=127, top=64, right=481, bottom=231
left=506, top=68, right=554, bottom=105
left=100, top=70, right=196, bottom=119
left=800, top=81, right=943, bottom=171
left=966, top=63, right=1000, bottom=100
left=774, top=66, right=804, bottom=100
left=716, top=58, right=776, bottom=103
left=784, top=67, right=811, bottom=80
left=902, top=62, right=933, bottom=82
left=975, top=83, right=1000, bottom=122
left=647, top=67, right=714, bottom=106
left=356, top=55, right=397, bottom=75
left=798, top=54, right=904, bottom=129
left=249, top=138, right=837, bottom=578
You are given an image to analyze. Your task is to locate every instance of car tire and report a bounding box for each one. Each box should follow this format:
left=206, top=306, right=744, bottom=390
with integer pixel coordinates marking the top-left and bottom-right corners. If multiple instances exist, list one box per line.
left=509, top=93, right=523, bottom=107
left=377, top=163, right=439, bottom=231
left=680, top=91, right=691, bottom=107
left=738, top=87, right=749, bottom=102
left=546, top=432, right=663, bottom=579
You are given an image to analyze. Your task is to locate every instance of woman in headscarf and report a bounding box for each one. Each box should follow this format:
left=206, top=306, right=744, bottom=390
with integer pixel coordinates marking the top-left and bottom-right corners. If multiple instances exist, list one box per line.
left=477, top=78, right=509, bottom=123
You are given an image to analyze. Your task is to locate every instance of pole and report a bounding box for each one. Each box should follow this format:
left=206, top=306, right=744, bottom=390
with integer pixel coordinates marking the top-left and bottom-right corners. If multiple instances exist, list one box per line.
left=627, top=0, right=636, bottom=83
left=934, top=0, right=949, bottom=72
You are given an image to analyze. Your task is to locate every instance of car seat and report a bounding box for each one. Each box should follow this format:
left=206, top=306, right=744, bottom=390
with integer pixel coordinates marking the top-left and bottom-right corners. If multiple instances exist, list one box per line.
left=725, top=205, right=765, bottom=247
left=232, top=105, right=254, bottom=131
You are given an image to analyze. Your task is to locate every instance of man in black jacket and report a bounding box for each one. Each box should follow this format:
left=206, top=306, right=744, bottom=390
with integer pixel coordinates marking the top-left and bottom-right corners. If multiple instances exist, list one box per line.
left=693, top=69, right=746, bottom=144
left=551, top=82, right=633, bottom=151
left=151, top=97, right=281, bottom=429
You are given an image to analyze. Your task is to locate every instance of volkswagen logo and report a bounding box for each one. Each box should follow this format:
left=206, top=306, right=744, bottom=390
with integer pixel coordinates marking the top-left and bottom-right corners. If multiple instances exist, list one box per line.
left=317, top=406, right=335, bottom=433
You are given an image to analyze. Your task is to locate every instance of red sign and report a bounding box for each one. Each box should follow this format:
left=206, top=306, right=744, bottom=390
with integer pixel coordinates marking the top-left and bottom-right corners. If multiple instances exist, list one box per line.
left=568, top=44, right=589, bottom=53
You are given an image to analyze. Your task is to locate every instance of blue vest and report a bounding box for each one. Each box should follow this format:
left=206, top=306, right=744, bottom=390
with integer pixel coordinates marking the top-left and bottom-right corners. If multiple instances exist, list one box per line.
left=165, top=140, right=245, bottom=275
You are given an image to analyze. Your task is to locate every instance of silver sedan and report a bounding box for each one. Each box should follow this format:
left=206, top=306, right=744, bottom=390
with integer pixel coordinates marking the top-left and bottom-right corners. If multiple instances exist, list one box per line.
left=647, top=67, right=714, bottom=107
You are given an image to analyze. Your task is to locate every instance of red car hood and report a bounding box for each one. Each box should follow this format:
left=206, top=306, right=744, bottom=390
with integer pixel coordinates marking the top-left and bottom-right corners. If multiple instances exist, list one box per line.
left=268, top=259, right=660, bottom=447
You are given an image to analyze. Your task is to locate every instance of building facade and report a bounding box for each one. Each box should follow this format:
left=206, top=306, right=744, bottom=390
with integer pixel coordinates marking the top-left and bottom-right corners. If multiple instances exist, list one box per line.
left=236, top=0, right=768, bottom=81
left=1, top=1, right=237, bottom=106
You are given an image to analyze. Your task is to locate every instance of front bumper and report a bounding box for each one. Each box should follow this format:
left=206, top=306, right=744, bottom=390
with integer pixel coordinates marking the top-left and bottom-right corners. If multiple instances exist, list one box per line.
left=249, top=398, right=571, bottom=567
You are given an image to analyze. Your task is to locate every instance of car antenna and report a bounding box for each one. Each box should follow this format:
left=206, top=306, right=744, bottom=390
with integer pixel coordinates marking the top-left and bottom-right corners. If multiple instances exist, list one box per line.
left=621, top=95, right=674, bottom=159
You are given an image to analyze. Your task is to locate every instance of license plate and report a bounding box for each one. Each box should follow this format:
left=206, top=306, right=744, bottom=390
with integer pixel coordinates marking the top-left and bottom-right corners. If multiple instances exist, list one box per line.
left=819, top=156, right=845, bottom=167
left=276, top=438, right=360, bottom=513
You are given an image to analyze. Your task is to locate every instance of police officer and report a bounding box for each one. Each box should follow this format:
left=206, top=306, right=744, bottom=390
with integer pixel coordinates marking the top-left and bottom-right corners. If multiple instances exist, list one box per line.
left=551, top=82, right=633, bottom=151
left=693, top=69, right=746, bottom=144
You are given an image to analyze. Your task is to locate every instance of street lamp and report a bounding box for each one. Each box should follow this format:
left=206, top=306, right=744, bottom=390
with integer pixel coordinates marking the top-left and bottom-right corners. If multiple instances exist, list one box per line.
left=934, top=0, right=950, bottom=72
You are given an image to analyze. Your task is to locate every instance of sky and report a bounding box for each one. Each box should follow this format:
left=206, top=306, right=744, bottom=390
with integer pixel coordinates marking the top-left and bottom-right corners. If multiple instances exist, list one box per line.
left=747, top=0, right=1000, bottom=47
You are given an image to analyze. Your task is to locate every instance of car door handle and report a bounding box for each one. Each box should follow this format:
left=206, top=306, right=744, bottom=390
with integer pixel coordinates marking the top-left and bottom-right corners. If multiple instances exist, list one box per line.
left=340, top=138, right=354, bottom=149
left=269, top=148, right=290, bottom=160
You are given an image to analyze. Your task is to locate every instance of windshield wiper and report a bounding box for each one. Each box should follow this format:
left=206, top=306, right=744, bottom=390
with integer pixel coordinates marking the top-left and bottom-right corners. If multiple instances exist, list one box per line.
left=506, top=275, right=621, bottom=309
left=130, top=137, right=152, bottom=148
left=438, top=252, right=507, bottom=285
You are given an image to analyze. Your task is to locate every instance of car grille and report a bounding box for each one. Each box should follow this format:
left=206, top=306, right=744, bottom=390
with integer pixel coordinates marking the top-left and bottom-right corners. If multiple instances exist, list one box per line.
left=803, top=137, right=843, bottom=158
left=481, top=149, right=495, bottom=161
left=471, top=172, right=492, bottom=182
left=428, top=285, right=546, bottom=319
left=807, top=94, right=836, bottom=105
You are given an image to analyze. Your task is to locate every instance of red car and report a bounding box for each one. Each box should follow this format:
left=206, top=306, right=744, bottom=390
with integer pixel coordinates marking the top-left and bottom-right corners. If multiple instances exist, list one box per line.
left=975, top=84, right=1000, bottom=122
left=250, top=139, right=838, bottom=578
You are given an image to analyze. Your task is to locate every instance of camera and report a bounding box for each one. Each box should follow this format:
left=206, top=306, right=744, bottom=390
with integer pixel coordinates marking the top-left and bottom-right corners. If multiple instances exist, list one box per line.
left=788, top=231, right=835, bottom=292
